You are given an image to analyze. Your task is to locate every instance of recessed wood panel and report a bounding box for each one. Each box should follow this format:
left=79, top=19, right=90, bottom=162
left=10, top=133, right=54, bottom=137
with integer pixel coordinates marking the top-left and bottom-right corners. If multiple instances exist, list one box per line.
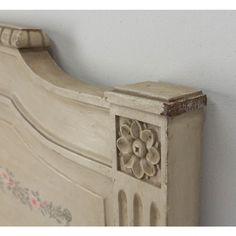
left=0, top=121, right=106, bottom=226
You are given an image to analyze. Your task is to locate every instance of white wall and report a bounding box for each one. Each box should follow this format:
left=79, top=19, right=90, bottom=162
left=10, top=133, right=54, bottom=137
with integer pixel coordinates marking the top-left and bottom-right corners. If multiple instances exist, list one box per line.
left=0, top=10, right=235, bottom=226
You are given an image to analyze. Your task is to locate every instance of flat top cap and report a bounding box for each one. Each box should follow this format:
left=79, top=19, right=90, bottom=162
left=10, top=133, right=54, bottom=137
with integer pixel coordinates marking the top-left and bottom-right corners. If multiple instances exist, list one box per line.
left=115, top=81, right=203, bottom=102
left=107, top=81, right=207, bottom=116
left=0, top=23, right=50, bottom=49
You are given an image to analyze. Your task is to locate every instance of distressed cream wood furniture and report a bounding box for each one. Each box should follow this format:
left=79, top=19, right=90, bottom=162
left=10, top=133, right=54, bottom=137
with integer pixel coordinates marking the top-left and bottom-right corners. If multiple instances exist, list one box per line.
left=0, top=24, right=207, bottom=226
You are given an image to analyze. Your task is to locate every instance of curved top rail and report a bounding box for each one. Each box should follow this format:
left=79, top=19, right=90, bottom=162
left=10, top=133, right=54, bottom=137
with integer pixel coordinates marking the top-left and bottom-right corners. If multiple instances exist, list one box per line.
left=0, top=23, right=206, bottom=116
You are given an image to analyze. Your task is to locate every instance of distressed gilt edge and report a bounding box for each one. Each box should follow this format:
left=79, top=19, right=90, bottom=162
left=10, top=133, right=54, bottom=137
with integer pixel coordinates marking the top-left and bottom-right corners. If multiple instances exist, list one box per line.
left=106, top=90, right=207, bottom=117
left=161, top=94, right=207, bottom=117
left=0, top=24, right=50, bottom=49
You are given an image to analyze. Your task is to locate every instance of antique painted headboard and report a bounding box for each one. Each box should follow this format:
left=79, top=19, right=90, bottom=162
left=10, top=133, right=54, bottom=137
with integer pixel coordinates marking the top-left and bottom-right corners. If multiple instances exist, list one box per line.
left=0, top=24, right=207, bottom=226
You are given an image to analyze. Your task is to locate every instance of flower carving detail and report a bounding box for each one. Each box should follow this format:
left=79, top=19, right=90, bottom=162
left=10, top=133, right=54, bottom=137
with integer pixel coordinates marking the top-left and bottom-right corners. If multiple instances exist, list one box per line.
left=117, top=119, right=161, bottom=180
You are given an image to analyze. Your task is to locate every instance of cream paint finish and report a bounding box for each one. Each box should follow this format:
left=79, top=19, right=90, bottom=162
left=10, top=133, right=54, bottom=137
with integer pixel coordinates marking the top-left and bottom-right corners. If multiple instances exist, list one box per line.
left=0, top=24, right=206, bottom=226
left=0, top=122, right=106, bottom=226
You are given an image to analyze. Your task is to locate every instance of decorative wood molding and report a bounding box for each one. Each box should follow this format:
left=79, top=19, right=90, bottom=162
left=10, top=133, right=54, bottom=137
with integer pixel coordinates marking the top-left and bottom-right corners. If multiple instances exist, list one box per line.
left=0, top=24, right=207, bottom=226
left=0, top=24, right=50, bottom=48
left=107, top=81, right=207, bottom=117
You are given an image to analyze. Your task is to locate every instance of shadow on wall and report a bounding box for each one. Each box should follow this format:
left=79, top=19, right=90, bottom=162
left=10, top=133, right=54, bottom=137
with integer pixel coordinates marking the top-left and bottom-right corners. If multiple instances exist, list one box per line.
left=200, top=90, right=236, bottom=225
left=48, top=31, right=108, bottom=88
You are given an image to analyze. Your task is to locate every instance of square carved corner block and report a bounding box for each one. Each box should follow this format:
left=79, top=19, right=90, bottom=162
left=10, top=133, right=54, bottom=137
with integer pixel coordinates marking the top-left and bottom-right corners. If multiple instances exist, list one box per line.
left=116, top=116, right=162, bottom=188
left=106, top=81, right=207, bottom=226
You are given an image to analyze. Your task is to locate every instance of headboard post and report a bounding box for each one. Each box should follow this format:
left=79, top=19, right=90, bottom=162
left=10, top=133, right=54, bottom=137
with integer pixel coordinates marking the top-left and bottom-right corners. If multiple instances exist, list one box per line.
left=105, top=81, right=207, bottom=226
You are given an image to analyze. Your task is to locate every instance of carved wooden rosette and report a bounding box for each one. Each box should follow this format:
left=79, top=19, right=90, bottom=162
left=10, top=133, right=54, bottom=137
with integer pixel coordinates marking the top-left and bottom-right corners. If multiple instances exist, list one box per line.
left=116, top=117, right=161, bottom=187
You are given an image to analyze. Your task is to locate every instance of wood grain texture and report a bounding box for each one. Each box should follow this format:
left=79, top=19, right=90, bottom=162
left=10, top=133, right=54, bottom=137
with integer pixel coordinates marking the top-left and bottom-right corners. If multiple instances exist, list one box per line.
left=0, top=23, right=206, bottom=226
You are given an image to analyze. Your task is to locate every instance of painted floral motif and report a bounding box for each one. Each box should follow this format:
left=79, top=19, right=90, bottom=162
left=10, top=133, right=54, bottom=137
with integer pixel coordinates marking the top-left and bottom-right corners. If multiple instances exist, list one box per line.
left=116, top=118, right=161, bottom=180
left=0, top=167, right=72, bottom=226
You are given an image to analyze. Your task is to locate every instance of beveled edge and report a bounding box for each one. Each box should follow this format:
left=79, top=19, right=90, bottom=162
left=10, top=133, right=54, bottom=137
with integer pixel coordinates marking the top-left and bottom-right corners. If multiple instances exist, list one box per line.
left=114, top=81, right=203, bottom=102
left=161, top=94, right=207, bottom=117
left=105, top=85, right=207, bottom=117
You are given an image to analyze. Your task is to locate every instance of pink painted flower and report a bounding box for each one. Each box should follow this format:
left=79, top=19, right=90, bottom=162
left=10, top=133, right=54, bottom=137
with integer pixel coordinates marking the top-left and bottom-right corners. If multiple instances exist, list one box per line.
left=40, top=200, right=48, bottom=207
left=0, top=171, right=10, bottom=183
left=30, top=196, right=40, bottom=208
left=8, top=178, right=15, bottom=187
left=3, top=173, right=8, bottom=179
left=44, top=200, right=48, bottom=204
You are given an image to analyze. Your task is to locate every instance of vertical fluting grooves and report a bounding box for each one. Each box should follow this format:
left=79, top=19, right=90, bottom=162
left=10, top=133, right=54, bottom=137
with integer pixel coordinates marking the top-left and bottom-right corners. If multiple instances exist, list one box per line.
left=150, top=202, right=160, bottom=226
left=118, top=190, right=128, bottom=226
left=133, top=194, right=143, bottom=226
